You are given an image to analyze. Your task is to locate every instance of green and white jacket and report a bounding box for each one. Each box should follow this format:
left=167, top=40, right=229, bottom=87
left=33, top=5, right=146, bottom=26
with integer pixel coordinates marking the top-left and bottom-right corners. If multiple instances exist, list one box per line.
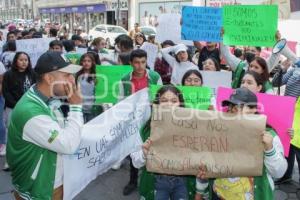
left=220, top=43, right=276, bottom=94
left=6, top=86, right=83, bottom=200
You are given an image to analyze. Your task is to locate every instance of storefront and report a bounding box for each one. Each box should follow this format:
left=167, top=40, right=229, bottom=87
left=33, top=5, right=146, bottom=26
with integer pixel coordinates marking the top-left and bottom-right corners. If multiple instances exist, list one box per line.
left=135, top=0, right=192, bottom=26
left=39, top=4, right=106, bottom=32
left=104, top=0, right=129, bottom=30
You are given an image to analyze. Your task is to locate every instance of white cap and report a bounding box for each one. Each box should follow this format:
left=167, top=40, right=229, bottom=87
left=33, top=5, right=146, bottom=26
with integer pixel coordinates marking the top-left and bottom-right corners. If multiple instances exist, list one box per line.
left=174, top=44, right=188, bottom=55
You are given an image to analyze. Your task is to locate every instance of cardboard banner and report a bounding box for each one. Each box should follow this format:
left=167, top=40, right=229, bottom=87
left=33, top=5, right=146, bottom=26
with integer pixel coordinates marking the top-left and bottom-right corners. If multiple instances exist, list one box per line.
left=155, top=13, right=193, bottom=46
left=140, top=42, right=159, bottom=70
left=216, top=87, right=296, bottom=156
left=291, top=99, right=300, bottom=148
left=201, top=71, right=232, bottom=97
left=63, top=89, right=151, bottom=200
left=146, top=105, right=266, bottom=177
left=223, top=5, right=278, bottom=47
left=16, top=37, right=55, bottom=67
left=181, top=6, right=222, bottom=42
left=95, top=65, right=132, bottom=104
left=150, top=85, right=212, bottom=110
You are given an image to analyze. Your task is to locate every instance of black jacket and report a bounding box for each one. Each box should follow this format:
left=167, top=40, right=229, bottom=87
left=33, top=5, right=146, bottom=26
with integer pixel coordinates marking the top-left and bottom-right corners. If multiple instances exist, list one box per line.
left=3, top=68, right=36, bottom=108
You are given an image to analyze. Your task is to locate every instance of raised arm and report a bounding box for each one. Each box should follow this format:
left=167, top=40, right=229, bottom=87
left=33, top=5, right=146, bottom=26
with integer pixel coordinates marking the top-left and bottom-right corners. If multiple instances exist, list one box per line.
left=161, top=46, right=176, bottom=68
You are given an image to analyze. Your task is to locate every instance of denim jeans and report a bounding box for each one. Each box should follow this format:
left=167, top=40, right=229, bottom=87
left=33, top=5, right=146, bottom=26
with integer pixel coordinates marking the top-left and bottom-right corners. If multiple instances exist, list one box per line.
left=154, top=175, right=188, bottom=200
left=0, top=96, right=6, bottom=144
left=282, top=144, right=300, bottom=181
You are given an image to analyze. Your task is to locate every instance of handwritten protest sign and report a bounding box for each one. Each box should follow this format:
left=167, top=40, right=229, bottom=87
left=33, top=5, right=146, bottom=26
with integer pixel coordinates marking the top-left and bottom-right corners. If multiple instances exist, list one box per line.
left=0, top=29, right=8, bottom=41
left=0, top=41, right=4, bottom=54
left=95, top=65, right=132, bottom=104
left=76, top=48, right=87, bottom=55
left=156, top=13, right=193, bottom=46
left=140, top=42, right=159, bottom=70
left=150, top=85, right=212, bottom=110
left=64, top=89, right=151, bottom=199
left=16, top=37, right=54, bottom=67
left=181, top=6, right=222, bottom=42
left=146, top=105, right=266, bottom=177
left=291, top=99, right=300, bottom=148
left=193, top=0, right=291, bottom=19
left=223, top=5, right=278, bottom=47
left=216, top=87, right=296, bottom=156
left=201, top=71, right=232, bottom=97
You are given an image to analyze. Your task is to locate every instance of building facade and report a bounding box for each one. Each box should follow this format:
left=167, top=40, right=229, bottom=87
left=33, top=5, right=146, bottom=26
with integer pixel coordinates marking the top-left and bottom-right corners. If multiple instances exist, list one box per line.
left=35, top=0, right=129, bottom=32
left=0, top=0, right=34, bottom=21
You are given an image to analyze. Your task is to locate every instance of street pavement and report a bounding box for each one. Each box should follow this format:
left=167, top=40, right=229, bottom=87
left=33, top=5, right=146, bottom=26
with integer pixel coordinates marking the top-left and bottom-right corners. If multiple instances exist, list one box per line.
left=0, top=156, right=299, bottom=200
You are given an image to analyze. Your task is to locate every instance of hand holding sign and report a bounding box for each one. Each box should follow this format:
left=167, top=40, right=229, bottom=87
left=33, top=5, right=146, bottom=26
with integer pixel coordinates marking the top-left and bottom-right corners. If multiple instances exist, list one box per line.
left=142, top=139, right=152, bottom=159
left=262, top=131, right=274, bottom=151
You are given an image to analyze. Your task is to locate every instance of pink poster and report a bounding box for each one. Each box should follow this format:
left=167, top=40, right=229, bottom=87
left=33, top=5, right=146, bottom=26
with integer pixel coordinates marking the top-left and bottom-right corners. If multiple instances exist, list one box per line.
left=287, top=41, right=297, bottom=54
left=216, top=87, right=296, bottom=156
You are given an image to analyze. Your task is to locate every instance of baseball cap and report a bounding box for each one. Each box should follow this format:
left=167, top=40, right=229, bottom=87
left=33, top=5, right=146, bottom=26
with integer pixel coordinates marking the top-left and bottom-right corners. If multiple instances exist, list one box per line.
left=222, top=88, right=258, bottom=107
left=174, top=44, right=188, bottom=55
left=35, top=51, right=82, bottom=75
left=8, top=24, right=16, bottom=32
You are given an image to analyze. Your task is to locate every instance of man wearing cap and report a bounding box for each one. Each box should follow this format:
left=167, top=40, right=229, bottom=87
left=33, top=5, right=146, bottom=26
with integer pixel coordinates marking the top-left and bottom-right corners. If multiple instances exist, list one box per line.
left=6, top=51, right=83, bottom=200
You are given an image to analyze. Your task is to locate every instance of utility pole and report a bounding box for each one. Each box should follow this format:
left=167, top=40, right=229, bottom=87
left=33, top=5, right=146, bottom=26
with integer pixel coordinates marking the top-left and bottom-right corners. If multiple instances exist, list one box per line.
left=116, top=0, right=120, bottom=26
left=31, top=0, right=34, bottom=19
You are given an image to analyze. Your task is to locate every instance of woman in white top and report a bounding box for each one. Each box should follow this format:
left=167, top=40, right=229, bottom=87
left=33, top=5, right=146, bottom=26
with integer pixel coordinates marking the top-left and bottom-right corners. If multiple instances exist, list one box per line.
left=161, top=44, right=198, bottom=85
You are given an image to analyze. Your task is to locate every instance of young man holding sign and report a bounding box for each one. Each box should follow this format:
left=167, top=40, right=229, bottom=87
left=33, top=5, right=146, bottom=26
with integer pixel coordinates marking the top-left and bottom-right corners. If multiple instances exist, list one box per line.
left=119, top=49, right=162, bottom=196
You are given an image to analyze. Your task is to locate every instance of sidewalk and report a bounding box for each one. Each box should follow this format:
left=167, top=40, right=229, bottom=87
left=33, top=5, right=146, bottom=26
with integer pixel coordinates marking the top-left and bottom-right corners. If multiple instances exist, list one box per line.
left=0, top=156, right=299, bottom=200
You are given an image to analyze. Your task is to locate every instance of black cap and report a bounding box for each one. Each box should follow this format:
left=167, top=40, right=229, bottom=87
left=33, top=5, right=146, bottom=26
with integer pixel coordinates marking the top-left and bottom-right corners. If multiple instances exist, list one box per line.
left=35, top=51, right=82, bottom=75
left=222, top=88, right=258, bottom=107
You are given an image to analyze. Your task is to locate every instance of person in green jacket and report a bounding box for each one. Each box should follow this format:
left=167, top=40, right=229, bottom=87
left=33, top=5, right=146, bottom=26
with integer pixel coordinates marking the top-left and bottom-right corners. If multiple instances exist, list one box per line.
left=6, top=51, right=83, bottom=200
left=118, top=49, right=162, bottom=196
left=220, top=31, right=281, bottom=92
left=196, top=88, right=287, bottom=200
left=63, top=40, right=82, bottom=65
left=137, top=85, right=197, bottom=200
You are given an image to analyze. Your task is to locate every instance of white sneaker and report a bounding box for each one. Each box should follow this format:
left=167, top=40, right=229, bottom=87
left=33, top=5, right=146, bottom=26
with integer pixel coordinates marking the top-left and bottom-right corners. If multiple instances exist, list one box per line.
left=3, top=161, right=9, bottom=171
left=111, top=161, right=122, bottom=170
left=0, top=144, right=6, bottom=156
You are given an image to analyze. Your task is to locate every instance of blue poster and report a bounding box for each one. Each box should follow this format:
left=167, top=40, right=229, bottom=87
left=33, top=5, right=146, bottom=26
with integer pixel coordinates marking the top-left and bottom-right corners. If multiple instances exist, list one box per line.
left=181, top=6, right=223, bottom=42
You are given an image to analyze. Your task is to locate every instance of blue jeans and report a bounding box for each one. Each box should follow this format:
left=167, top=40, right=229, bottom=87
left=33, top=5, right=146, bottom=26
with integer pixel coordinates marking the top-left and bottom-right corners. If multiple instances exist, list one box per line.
left=0, top=96, right=6, bottom=144
left=154, top=175, right=188, bottom=200
left=283, top=144, right=300, bottom=181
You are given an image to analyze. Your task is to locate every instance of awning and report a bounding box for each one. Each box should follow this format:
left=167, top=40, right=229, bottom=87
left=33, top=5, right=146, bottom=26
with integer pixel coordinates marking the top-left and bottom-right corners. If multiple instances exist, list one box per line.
left=39, top=4, right=106, bottom=14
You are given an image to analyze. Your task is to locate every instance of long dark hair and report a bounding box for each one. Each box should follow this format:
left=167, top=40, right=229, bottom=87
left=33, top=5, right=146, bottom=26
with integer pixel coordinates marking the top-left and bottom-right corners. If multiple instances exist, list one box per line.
left=181, top=69, right=203, bottom=86
left=143, top=85, right=185, bottom=134
left=242, top=71, right=265, bottom=93
left=249, top=57, right=269, bottom=82
left=205, top=57, right=221, bottom=71
left=76, top=53, right=96, bottom=83
left=11, top=52, right=33, bottom=73
left=175, top=49, right=192, bottom=63
left=153, top=85, right=185, bottom=107
left=135, top=32, right=146, bottom=46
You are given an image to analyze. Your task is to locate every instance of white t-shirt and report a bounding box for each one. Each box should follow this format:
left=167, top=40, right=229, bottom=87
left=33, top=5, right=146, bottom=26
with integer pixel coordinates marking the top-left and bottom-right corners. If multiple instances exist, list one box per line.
left=0, top=61, right=6, bottom=75
left=161, top=46, right=198, bottom=85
